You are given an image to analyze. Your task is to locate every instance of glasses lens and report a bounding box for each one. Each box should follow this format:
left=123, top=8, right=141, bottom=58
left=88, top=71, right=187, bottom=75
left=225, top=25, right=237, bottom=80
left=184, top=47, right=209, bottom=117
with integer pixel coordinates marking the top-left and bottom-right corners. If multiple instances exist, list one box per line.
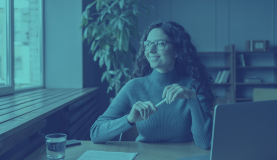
left=157, top=41, right=165, bottom=50
left=143, top=41, right=165, bottom=50
left=143, top=42, right=150, bottom=50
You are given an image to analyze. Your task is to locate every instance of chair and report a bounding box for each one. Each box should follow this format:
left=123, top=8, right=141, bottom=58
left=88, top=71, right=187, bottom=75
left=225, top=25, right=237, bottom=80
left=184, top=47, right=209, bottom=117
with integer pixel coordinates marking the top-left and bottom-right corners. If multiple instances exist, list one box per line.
left=253, top=88, right=277, bottom=101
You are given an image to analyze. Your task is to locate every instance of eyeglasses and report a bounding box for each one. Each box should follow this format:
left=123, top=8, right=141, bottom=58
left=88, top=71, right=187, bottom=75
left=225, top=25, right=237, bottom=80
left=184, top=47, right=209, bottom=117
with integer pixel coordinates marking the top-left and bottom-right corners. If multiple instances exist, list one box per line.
left=140, top=40, right=173, bottom=51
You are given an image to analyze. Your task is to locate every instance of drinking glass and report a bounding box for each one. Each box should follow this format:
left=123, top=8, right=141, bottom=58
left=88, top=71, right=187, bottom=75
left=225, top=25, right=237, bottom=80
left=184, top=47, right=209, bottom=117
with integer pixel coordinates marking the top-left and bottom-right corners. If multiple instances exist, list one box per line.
left=45, top=133, right=67, bottom=160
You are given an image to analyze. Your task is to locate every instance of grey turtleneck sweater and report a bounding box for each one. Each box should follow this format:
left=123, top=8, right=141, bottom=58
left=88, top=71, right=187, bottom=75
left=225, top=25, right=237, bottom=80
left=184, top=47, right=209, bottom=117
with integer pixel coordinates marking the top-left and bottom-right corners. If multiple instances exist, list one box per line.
left=90, top=68, right=213, bottom=150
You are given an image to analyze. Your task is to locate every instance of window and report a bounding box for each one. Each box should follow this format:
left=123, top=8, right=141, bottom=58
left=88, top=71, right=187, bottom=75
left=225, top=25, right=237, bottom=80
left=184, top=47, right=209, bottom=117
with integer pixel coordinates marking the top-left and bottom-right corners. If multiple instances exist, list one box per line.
left=0, top=0, right=43, bottom=96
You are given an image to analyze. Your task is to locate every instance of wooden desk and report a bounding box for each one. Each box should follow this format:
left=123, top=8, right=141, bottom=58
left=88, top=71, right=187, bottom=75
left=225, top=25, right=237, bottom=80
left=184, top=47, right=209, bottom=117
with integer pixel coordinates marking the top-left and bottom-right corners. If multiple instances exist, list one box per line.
left=24, top=141, right=210, bottom=160
left=0, top=88, right=99, bottom=159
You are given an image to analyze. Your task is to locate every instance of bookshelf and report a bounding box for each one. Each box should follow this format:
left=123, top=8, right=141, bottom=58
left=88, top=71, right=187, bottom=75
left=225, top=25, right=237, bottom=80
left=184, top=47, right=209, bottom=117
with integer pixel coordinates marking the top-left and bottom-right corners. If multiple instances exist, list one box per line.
left=197, top=45, right=277, bottom=105
left=197, top=45, right=235, bottom=105
left=234, top=50, right=277, bottom=103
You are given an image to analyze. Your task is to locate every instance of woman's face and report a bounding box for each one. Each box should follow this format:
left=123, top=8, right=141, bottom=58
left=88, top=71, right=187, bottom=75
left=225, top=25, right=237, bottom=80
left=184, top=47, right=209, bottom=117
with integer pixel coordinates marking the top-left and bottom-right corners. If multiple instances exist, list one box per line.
left=144, top=28, right=177, bottom=73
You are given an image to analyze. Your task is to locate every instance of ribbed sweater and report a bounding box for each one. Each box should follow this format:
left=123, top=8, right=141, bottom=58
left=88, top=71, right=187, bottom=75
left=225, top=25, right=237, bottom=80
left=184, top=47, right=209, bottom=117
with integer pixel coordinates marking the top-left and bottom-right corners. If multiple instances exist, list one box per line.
left=90, top=68, right=213, bottom=150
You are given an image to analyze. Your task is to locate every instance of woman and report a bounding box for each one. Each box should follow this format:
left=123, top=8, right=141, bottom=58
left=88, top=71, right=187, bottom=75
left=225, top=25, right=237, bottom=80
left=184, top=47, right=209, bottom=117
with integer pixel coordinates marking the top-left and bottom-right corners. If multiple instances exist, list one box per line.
left=90, top=20, right=216, bottom=150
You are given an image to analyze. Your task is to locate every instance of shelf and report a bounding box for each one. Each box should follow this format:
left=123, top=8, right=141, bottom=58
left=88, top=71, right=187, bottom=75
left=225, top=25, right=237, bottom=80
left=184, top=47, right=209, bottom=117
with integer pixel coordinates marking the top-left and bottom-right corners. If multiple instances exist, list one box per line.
left=213, top=83, right=232, bottom=85
left=236, top=98, right=253, bottom=101
left=236, top=51, right=277, bottom=54
left=206, top=66, right=230, bottom=69
left=197, top=52, right=230, bottom=54
left=236, top=83, right=277, bottom=85
left=236, top=66, right=277, bottom=69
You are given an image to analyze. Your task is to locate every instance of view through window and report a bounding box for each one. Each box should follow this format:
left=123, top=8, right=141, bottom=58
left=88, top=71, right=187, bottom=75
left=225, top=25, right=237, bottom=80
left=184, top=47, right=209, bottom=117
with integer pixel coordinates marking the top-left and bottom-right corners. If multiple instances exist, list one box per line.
left=0, top=0, right=7, bottom=87
left=0, top=0, right=43, bottom=91
left=13, top=0, right=43, bottom=90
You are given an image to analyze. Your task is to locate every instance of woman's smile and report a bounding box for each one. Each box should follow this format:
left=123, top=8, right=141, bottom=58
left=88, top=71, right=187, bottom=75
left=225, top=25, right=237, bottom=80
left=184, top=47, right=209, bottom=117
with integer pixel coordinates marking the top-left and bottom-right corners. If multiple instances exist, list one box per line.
left=149, top=56, right=161, bottom=62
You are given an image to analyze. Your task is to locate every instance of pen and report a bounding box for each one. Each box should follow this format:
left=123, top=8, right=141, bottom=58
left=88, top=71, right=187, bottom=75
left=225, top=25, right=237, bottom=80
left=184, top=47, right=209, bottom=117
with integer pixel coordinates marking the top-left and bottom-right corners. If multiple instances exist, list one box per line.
left=155, top=98, right=167, bottom=108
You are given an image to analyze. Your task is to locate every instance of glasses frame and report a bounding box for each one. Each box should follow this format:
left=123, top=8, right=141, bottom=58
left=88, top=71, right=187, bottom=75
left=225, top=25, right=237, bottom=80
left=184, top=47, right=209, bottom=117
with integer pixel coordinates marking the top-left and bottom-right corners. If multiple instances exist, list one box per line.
left=140, top=40, right=174, bottom=51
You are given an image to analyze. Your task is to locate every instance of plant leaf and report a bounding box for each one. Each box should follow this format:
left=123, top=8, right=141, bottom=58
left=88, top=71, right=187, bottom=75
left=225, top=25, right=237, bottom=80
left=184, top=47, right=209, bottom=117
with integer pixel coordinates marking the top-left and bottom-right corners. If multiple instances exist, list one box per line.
left=103, top=44, right=110, bottom=52
left=116, top=77, right=121, bottom=84
left=117, top=70, right=123, bottom=79
left=117, top=70, right=122, bottom=79
left=105, top=55, right=111, bottom=70
left=96, top=1, right=100, bottom=12
left=90, top=40, right=96, bottom=52
left=121, top=17, right=131, bottom=25
left=119, top=29, right=123, bottom=50
left=117, top=19, right=124, bottom=31
left=92, top=26, right=98, bottom=37
left=107, top=8, right=111, bottom=13
left=107, top=85, right=113, bottom=93
left=117, top=30, right=120, bottom=41
left=82, top=10, right=88, bottom=19
left=84, top=19, right=88, bottom=26
left=113, top=40, right=119, bottom=52
left=123, top=67, right=129, bottom=76
left=93, top=49, right=100, bottom=61
left=99, top=56, right=105, bottom=68
left=109, top=0, right=118, bottom=9
left=122, top=29, right=129, bottom=51
left=102, top=1, right=109, bottom=8
left=100, top=9, right=107, bottom=21
left=119, top=0, right=124, bottom=9
left=86, top=1, right=97, bottom=10
left=90, top=40, right=99, bottom=53
left=111, top=18, right=118, bottom=30
left=101, top=71, right=108, bottom=83
left=112, top=8, right=119, bottom=16
left=84, top=27, right=88, bottom=39
left=108, top=70, right=115, bottom=75
left=133, top=4, right=138, bottom=15
left=106, top=74, right=111, bottom=83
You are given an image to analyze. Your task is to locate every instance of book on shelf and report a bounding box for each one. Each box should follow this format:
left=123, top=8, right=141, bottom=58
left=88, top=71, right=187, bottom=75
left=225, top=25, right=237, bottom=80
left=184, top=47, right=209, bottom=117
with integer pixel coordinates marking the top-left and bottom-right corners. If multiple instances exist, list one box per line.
left=244, top=76, right=262, bottom=83
left=217, top=70, right=230, bottom=83
left=214, top=71, right=222, bottom=83
left=217, top=70, right=225, bottom=83
left=240, top=54, right=246, bottom=67
left=246, top=40, right=269, bottom=52
left=236, top=54, right=242, bottom=66
left=221, top=70, right=230, bottom=83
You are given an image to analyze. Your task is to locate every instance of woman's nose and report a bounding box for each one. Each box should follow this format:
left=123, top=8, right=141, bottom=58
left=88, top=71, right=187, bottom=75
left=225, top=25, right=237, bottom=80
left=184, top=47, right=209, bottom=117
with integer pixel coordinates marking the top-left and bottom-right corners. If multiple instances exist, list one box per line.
left=149, top=44, right=156, bottom=52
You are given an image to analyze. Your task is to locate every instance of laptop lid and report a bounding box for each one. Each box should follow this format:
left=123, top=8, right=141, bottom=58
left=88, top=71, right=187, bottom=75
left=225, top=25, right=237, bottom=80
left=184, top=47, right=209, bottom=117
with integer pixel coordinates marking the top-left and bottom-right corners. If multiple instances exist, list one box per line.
left=210, top=100, right=277, bottom=160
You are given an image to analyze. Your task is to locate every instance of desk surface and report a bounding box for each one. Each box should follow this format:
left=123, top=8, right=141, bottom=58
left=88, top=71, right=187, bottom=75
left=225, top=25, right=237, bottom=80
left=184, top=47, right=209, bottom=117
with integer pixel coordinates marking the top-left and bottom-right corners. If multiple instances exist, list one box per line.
left=0, top=88, right=98, bottom=141
left=24, top=141, right=210, bottom=160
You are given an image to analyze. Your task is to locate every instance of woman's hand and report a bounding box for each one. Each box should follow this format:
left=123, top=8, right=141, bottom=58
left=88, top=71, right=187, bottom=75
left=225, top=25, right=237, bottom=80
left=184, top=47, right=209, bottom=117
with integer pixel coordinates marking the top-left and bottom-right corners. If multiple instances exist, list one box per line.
left=127, top=101, right=158, bottom=123
left=162, top=83, right=196, bottom=104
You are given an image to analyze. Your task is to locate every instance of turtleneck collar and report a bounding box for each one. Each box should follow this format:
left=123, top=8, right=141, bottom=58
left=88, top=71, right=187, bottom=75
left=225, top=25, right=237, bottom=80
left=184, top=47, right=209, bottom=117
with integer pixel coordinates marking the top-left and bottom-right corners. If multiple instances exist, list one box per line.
left=147, top=68, right=183, bottom=86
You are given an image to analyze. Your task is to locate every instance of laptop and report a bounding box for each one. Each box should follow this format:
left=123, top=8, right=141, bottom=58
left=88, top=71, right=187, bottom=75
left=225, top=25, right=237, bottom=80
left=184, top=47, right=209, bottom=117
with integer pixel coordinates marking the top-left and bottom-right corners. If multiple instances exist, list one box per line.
left=176, top=100, right=277, bottom=160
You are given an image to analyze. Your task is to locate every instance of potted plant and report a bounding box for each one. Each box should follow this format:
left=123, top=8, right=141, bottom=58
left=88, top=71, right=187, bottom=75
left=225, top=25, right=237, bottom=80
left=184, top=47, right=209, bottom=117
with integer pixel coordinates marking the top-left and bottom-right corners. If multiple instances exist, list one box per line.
left=80, top=0, right=153, bottom=103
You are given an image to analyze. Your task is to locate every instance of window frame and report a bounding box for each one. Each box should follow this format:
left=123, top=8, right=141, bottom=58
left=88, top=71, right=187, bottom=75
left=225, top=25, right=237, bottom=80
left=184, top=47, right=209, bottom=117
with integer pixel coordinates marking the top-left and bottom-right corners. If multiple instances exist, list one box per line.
left=0, top=0, right=44, bottom=97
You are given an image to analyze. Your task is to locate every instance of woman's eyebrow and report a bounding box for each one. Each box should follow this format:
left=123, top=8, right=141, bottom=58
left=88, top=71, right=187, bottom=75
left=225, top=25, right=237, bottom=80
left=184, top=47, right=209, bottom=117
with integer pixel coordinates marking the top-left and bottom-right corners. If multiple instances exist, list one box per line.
left=145, top=39, right=166, bottom=42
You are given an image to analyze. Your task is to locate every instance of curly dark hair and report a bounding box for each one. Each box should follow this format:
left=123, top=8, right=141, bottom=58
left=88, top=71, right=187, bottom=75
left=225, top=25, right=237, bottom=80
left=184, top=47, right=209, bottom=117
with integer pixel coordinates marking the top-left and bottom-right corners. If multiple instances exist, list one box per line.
left=122, top=20, right=217, bottom=111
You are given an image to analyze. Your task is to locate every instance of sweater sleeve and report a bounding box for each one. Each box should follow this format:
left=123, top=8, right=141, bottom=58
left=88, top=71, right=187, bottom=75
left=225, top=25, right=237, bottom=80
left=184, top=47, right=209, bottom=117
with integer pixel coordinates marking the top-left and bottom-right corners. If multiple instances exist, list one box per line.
left=90, top=81, right=135, bottom=143
left=188, top=87, right=213, bottom=150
